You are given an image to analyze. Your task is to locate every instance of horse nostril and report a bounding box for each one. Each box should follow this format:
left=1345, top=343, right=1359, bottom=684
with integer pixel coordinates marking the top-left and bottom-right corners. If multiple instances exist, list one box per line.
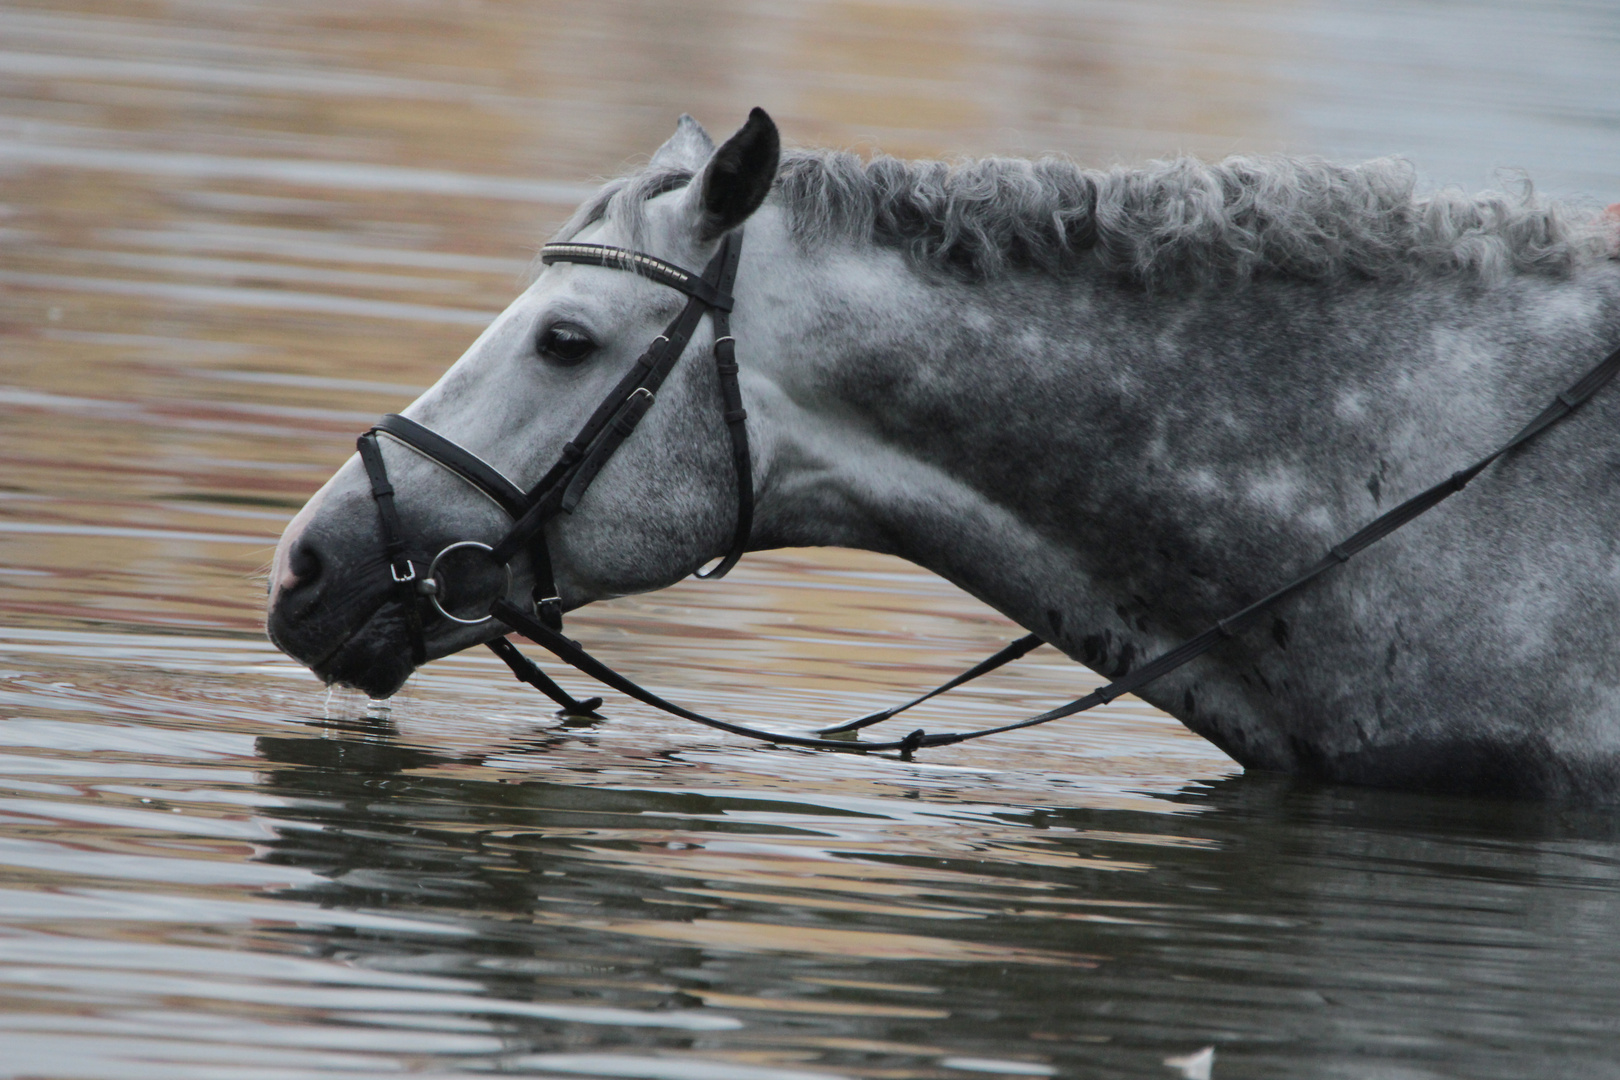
left=287, top=538, right=324, bottom=592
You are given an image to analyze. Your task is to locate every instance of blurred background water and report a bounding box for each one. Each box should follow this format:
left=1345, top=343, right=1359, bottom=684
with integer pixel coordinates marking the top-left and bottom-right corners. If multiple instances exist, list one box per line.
left=2, top=1, right=1619, bottom=1078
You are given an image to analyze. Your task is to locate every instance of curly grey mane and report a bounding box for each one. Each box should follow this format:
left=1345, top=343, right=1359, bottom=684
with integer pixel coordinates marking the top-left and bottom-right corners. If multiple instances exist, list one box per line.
left=562, top=151, right=1612, bottom=290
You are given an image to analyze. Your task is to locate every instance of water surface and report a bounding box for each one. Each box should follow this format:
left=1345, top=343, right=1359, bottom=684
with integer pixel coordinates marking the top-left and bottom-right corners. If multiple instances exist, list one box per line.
left=3, top=2, right=1620, bottom=1077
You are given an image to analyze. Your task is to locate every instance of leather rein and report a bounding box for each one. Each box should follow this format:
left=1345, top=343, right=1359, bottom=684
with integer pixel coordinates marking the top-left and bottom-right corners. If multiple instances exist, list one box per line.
left=357, top=226, right=1620, bottom=760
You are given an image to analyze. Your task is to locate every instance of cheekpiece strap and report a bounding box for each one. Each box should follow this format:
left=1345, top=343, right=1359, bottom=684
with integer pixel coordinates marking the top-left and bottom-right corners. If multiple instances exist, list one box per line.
left=694, top=230, right=752, bottom=581
left=541, top=243, right=734, bottom=311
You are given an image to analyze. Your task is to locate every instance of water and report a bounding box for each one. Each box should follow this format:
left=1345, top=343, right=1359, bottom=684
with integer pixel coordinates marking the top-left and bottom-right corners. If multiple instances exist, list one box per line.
left=2, top=1, right=1620, bottom=1077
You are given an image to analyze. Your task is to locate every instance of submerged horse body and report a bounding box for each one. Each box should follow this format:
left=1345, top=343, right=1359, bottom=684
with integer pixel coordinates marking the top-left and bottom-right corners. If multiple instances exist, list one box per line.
left=268, top=110, right=1620, bottom=799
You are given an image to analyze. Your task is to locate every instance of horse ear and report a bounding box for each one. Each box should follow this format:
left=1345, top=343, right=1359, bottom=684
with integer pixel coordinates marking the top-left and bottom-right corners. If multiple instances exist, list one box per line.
left=692, top=107, right=780, bottom=241
left=649, top=114, right=715, bottom=171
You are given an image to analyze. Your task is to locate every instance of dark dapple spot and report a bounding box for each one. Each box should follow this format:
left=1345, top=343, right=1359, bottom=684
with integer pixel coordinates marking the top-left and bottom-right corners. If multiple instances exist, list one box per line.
left=1289, top=732, right=1332, bottom=774
left=1199, top=715, right=1247, bottom=762
left=1078, top=631, right=1134, bottom=677
left=1111, top=601, right=1151, bottom=633
left=1272, top=617, right=1290, bottom=649
left=1369, top=458, right=1390, bottom=507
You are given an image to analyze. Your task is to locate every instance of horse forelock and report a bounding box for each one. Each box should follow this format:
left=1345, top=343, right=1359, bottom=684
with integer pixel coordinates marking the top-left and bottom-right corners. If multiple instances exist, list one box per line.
left=547, top=167, right=694, bottom=248
left=526, top=167, right=696, bottom=284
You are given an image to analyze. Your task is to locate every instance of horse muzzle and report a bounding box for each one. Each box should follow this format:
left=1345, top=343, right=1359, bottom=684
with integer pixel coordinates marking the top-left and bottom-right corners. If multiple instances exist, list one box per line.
left=267, top=486, right=515, bottom=698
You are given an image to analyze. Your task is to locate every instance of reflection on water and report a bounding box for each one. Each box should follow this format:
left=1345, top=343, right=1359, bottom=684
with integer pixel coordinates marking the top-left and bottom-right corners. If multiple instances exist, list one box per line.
left=2, top=0, right=1619, bottom=1077
left=8, top=642, right=1620, bottom=1079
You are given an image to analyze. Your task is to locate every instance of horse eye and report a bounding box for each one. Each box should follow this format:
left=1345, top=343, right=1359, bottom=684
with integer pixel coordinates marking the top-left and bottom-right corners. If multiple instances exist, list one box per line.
left=537, top=322, right=597, bottom=366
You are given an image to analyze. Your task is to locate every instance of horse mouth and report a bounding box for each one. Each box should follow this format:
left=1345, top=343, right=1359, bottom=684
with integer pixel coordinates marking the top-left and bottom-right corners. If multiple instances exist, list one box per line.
left=269, top=591, right=418, bottom=700
left=310, top=612, right=417, bottom=699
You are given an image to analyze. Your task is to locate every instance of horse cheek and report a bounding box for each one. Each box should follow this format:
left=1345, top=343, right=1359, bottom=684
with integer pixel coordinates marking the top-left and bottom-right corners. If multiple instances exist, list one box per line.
left=548, top=431, right=732, bottom=601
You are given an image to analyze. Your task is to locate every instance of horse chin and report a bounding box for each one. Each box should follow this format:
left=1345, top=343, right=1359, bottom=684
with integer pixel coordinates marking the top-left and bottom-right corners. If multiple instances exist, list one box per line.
left=309, top=606, right=420, bottom=699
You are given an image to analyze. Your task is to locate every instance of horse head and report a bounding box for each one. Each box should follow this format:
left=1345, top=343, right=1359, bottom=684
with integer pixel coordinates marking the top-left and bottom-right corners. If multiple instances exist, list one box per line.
left=267, top=110, right=783, bottom=698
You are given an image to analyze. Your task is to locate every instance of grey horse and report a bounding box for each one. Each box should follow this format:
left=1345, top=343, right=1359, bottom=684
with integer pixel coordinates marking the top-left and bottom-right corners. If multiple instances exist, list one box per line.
left=267, top=109, right=1620, bottom=800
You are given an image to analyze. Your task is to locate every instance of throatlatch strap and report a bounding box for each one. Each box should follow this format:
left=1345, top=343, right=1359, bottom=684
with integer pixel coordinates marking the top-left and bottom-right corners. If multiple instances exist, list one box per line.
left=696, top=232, right=753, bottom=580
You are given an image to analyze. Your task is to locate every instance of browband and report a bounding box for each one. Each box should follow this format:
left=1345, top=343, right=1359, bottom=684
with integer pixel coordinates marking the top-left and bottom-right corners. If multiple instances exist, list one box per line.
left=541, top=243, right=734, bottom=311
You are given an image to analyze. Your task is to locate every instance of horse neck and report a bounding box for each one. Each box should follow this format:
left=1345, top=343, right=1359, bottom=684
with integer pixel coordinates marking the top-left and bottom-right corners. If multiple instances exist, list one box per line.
left=743, top=240, right=1572, bottom=644
left=744, top=247, right=1190, bottom=632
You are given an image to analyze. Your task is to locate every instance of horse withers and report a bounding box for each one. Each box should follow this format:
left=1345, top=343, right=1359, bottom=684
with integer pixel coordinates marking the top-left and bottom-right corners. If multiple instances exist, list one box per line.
left=267, top=109, right=1620, bottom=799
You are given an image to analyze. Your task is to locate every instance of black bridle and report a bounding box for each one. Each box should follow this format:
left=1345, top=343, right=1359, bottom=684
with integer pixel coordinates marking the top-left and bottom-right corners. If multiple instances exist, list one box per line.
left=357, top=225, right=1620, bottom=760
left=357, top=230, right=749, bottom=716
